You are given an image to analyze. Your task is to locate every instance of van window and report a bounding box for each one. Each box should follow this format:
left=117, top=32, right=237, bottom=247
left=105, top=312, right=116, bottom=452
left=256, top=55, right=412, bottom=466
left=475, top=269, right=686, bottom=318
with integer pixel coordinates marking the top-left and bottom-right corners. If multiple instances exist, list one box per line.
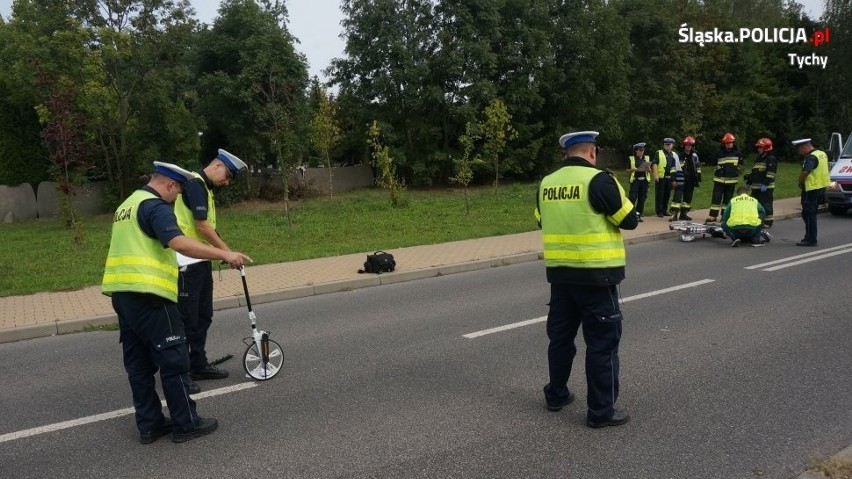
left=841, top=133, right=852, bottom=159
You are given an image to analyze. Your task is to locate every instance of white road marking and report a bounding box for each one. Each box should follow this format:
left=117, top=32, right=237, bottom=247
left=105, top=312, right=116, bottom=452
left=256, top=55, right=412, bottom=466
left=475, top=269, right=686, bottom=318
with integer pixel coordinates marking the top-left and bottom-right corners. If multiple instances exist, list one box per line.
left=745, top=243, right=852, bottom=270
left=0, top=382, right=258, bottom=444
left=761, top=247, right=852, bottom=271
left=463, top=279, right=715, bottom=339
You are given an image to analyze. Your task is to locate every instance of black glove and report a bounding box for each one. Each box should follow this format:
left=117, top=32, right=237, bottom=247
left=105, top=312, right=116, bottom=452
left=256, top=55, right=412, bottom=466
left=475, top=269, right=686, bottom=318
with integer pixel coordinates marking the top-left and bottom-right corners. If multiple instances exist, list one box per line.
left=743, top=174, right=751, bottom=184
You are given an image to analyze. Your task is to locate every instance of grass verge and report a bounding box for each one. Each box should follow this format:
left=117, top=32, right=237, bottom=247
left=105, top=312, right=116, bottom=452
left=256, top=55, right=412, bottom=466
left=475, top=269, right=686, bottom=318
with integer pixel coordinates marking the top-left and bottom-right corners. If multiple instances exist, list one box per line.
left=0, top=161, right=804, bottom=297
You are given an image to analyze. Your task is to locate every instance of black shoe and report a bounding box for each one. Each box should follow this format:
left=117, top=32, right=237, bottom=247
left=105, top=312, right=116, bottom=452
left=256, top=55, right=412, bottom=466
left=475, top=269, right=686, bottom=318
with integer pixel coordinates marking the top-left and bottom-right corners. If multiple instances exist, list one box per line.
left=680, top=213, right=693, bottom=221
left=730, top=239, right=740, bottom=247
left=188, top=381, right=201, bottom=394
left=543, top=385, right=575, bottom=412
left=173, top=417, right=218, bottom=443
left=637, top=216, right=644, bottom=222
left=586, top=410, right=631, bottom=428
left=656, top=213, right=665, bottom=218
left=191, top=365, right=229, bottom=380
left=140, top=418, right=173, bottom=444
left=796, top=240, right=817, bottom=247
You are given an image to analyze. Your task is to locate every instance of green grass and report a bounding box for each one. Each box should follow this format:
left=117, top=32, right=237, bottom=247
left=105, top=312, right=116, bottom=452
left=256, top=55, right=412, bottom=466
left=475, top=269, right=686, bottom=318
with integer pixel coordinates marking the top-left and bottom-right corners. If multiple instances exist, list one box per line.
left=0, top=161, right=804, bottom=298
left=0, top=184, right=539, bottom=297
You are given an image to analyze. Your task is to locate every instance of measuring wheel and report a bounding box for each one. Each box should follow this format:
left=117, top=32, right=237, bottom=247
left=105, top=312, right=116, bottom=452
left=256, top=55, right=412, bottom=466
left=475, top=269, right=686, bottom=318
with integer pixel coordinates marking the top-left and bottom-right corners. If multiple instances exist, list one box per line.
left=242, top=335, right=284, bottom=380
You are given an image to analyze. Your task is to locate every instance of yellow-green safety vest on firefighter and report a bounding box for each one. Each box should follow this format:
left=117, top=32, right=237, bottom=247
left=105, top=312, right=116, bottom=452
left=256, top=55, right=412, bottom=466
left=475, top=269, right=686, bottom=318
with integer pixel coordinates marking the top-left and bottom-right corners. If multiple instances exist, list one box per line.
left=727, top=194, right=762, bottom=227
left=102, top=190, right=179, bottom=302
left=536, top=167, right=632, bottom=269
left=804, top=150, right=830, bottom=192
left=174, top=172, right=216, bottom=244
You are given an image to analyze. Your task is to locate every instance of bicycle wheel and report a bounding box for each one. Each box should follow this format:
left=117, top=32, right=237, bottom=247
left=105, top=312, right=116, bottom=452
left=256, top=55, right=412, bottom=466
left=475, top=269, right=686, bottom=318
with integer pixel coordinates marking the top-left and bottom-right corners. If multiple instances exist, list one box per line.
left=243, top=338, right=284, bottom=380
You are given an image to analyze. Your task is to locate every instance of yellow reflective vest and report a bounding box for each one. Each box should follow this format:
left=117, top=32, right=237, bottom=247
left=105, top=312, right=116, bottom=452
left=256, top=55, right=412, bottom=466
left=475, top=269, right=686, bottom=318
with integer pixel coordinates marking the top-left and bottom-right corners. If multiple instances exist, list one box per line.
left=629, top=155, right=650, bottom=182
left=174, top=172, right=216, bottom=244
left=537, top=166, right=629, bottom=269
left=804, top=150, right=830, bottom=192
left=102, top=190, right=179, bottom=302
left=727, top=194, right=762, bottom=227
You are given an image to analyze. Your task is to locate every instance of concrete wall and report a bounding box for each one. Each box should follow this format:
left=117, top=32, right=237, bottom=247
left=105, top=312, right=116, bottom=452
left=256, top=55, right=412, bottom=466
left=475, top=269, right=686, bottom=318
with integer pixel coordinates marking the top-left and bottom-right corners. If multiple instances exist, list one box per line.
left=36, top=181, right=108, bottom=218
left=293, top=164, right=374, bottom=194
left=0, top=184, right=37, bottom=223
left=0, top=182, right=108, bottom=223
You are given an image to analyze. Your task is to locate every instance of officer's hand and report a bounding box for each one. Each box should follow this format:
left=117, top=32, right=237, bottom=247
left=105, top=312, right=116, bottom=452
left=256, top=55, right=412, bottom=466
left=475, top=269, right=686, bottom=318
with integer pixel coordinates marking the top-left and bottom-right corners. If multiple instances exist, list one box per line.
left=223, top=251, right=253, bottom=269
left=760, top=184, right=768, bottom=192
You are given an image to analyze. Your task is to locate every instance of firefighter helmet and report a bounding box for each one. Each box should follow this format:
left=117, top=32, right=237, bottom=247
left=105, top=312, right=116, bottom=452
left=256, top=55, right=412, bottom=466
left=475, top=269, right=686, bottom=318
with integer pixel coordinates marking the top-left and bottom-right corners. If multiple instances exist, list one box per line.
left=721, top=132, right=736, bottom=143
left=754, top=137, right=774, bottom=152
left=682, top=136, right=696, bottom=146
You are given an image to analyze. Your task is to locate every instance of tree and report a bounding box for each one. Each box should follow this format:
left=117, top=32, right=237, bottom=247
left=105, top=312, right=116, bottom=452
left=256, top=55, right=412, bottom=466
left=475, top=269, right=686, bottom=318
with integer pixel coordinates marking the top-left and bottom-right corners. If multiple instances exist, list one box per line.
left=195, top=0, right=309, bottom=212
left=309, top=85, right=342, bottom=197
left=369, top=120, right=406, bottom=207
left=449, top=121, right=484, bottom=214
left=479, top=98, right=517, bottom=190
left=77, top=0, right=199, bottom=199
left=34, top=72, right=89, bottom=247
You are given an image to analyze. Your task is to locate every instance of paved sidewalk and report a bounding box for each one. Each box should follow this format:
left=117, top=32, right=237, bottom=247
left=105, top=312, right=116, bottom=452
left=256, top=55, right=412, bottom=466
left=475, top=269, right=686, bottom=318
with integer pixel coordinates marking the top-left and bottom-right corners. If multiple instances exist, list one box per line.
left=0, top=197, right=807, bottom=344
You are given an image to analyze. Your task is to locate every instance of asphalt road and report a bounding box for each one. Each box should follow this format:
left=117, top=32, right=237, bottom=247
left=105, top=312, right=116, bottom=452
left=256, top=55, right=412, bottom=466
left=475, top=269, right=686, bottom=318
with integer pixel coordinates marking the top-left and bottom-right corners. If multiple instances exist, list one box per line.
left=1, top=215, right=850, bottom=479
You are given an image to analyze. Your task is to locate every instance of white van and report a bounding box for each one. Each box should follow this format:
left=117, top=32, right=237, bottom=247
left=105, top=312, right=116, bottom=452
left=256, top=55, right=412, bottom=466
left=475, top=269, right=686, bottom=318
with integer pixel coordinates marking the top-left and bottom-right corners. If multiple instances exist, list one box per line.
left=825, top=132, right=852, bottom=216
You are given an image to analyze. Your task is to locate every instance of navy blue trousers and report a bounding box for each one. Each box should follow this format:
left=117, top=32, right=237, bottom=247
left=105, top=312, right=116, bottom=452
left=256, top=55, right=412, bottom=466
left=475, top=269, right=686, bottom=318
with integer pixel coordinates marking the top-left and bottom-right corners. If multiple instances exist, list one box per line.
left=178, top=261, right=214, bottom=370
left=113, top=292, right=199, bottom=433
left=546, top=283, right=623, bottom=422
left=801, top=189, right=822, bottom=243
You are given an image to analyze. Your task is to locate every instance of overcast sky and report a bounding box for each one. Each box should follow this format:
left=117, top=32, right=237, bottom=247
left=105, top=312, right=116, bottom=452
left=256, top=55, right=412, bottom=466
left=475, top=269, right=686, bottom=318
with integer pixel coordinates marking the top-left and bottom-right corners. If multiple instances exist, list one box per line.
left=0, top=0, right=828, bottom=82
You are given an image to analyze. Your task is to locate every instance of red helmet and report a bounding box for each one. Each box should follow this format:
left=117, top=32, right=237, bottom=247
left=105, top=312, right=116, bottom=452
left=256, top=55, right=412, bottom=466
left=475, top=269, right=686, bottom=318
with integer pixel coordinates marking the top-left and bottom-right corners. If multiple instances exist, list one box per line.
left=754, top=137, right=773, bottom=152
left=682, top=136, right=696, bottom=146
left=721, top=132, right=736, bottom=143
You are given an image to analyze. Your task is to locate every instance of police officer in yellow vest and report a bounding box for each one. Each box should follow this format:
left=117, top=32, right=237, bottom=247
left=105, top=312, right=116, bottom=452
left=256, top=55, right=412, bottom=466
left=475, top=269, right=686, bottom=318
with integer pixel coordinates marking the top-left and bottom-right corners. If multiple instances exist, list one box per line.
left=174, top=149, right=247, bottom=383
left=102, top=162, right=251, bottom=444
left=627, top=142, right=650, bottom=222
left=721, top=187, right=766, bottom=247
left=793, top=138, right=830, bottom=246
left=534, top=131, right=638, bottom=428
left=652, top=138, right=676, bottom=217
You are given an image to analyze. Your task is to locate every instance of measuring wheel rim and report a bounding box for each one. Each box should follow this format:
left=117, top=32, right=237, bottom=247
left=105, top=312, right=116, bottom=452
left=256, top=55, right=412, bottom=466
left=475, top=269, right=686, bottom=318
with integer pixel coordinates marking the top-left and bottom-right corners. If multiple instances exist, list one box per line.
left=243, top=340, right=284, bottom=380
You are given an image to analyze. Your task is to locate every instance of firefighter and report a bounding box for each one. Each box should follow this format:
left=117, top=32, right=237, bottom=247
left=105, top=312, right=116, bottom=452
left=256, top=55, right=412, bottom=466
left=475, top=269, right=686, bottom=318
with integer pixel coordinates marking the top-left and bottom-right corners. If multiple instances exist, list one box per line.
left=746, top=138, right=777, bottom=227
left=705, top=132, right=743, bottom=223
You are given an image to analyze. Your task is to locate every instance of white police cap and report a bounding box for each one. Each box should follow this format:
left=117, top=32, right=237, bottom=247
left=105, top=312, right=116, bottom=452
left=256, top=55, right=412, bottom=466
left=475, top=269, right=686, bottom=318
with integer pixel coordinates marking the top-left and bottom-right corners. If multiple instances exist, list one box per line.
left=153, top=161, right=194, bottom=184
left=217, top=149, right=247, bottom=175
left=633, top=142, right=646, bottom=149
left=791, top=138, right=812, bottom=146
left=663, top=137, right=675, bottom=144
left=558, top=131, right=599, bottom=149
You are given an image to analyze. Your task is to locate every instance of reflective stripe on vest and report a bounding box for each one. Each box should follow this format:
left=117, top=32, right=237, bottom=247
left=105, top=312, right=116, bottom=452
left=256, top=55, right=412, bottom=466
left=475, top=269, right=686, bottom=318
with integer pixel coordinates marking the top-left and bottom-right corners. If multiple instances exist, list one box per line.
left=101, top=190, right=179, bottom=302
left=174, top=172, right=216, bottom=244
left=727, top=194, right=762, bottom=227
left=804, top=150, right=830, bottom=191
left=538, top=166, right=627, bottom=268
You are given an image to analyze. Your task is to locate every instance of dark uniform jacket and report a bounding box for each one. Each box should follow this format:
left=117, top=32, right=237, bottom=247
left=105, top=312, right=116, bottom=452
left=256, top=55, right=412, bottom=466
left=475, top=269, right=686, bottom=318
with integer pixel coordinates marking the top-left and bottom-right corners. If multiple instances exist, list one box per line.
left=748, top=153, right=778, bottom=188
left=679, top=149, right=702, bottom=185
left=713, top=146, right=744, bottom=181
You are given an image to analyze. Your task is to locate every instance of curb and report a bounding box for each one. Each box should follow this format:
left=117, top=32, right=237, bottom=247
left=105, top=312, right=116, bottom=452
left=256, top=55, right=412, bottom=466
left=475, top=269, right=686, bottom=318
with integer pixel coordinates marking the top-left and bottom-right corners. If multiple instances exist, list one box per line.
left=0, top=252, right=545, bottom=344
left=0, top=207, right=808, bottom=344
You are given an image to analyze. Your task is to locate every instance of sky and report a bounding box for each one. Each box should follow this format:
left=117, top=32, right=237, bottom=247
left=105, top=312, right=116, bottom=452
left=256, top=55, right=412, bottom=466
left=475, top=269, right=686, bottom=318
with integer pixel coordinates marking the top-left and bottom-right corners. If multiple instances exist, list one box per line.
left=0, top=0, right=828, bottom=82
